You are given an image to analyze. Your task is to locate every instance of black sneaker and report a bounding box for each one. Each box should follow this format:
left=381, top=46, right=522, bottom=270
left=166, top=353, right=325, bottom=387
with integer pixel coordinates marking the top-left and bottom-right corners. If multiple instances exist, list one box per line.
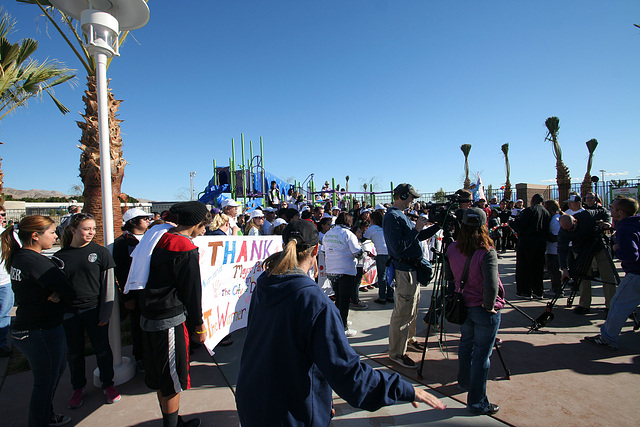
left=532, top=294, right=544, bottom=300
left=0, top=346, right=12, bottom=357
left=390, top=354, right=416, bottom=368
left=181, top=418, right=201, bottom=427
left=574, top=306, right=590, bottom=315
left=408, top=340, right=425, bottom=352
left=515, top=292, right=531, bottom=300
left=373, top=298, right=387, bottom=305
left=481, top=403, right=500, bottom=415
left=49, top=414, right=71, bottom=427
left=584, top=334, right=617, bottom=350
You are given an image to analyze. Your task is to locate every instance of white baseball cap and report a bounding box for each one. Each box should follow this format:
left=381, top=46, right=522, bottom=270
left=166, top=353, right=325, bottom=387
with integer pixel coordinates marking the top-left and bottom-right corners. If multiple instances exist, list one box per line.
left=123, top=208, right=153, bottom=224
left=221, top=199, right=241, bottom=208
left=250, top=209, right=264, bottom=219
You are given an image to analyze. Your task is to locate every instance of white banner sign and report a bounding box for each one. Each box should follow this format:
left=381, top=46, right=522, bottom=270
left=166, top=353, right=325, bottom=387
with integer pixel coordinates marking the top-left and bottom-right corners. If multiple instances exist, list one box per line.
left=193, top=235, right=283, bottom=354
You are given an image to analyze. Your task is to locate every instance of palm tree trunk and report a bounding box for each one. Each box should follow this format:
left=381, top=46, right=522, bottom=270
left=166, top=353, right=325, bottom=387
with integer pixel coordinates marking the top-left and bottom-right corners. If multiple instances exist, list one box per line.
left=78, top=76, right=125, bottom=245
left=580, top=139, right=598, bottom=197
left=501, top=143, right=511, bottom=201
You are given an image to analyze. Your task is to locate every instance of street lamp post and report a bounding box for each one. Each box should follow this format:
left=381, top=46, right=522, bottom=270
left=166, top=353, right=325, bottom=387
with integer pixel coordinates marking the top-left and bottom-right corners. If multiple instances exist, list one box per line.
left=50, top=0, right=150, bottom=387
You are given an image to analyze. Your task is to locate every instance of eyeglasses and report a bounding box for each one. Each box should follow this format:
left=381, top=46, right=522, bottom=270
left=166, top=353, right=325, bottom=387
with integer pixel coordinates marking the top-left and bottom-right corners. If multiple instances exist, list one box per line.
left=0, top=213, right=6, bottom=217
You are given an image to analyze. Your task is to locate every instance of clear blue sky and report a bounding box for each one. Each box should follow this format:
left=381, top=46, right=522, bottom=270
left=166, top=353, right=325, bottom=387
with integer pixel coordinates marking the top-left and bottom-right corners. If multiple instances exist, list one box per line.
left=1, top=1, right=638, bottom=201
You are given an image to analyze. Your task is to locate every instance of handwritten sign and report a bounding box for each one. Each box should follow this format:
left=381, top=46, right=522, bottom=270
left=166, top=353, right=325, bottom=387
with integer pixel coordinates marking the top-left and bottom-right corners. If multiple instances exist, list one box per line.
left=193, top=235, right=283, bottom=354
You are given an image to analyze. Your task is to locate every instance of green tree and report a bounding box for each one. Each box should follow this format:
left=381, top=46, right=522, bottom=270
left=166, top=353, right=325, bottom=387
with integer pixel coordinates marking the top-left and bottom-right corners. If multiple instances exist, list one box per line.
left=544, top=116, right=571, bottom=203
left=0, top=8, right=74, bottom=203
left=19, top=0, right=144, bottom=244
left=432, top=188, right=447, bottom=203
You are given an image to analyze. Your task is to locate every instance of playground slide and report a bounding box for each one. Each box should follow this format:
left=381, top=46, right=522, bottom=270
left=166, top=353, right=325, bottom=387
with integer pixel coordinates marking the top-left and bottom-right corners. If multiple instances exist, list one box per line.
left=199, top=184, right=230, bottom=205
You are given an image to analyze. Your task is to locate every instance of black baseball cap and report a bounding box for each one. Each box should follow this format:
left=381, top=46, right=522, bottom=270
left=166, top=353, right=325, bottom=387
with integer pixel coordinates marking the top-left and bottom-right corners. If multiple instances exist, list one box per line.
left=393, top=183, right=420, bottom=199
left=282, top=220, right=319, bottom=250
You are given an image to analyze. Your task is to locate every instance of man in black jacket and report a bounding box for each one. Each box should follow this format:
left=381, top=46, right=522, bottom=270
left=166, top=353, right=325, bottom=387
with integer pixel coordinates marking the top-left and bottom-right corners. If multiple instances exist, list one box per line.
left=513, top=194, right=551, bottom=299
left=558, top=207, right=617, bottom=314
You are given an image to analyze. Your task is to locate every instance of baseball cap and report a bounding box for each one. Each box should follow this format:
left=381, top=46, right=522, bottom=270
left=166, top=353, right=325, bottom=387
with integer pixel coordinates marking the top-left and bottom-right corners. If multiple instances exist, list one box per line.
left=282, top=219, right=319, bottom=250
left=221, top=199, right=241, bottom=208
left=123, top=208, right=153, bottom=223
left=565, top=195, right=581, bottom=203
left=374, top=203, right=386, bottom=211
left=250, top=209, right=264, bottom=219
left=393, top=183, right=420, bottom=199
left=462, top=207, right=487, bottom=227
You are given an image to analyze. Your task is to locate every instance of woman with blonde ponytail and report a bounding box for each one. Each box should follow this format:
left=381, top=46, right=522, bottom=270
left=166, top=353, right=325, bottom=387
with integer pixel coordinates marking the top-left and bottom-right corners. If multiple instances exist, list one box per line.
left=236, top=220, right=445, bottom=426
left=1, top=215, right=75, bottom=426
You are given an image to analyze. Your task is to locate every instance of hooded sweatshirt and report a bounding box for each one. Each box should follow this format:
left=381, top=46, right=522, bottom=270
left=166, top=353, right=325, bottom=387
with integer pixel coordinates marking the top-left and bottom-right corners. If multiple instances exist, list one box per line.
left=140, top=232, right=203, bottom=330
left=236, top=269, right=414, bottom=427
left=614, top=215, right=640, bottom=275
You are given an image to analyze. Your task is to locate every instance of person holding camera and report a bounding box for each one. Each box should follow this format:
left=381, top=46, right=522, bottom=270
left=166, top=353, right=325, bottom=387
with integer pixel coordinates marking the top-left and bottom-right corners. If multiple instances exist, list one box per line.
left=558, top=207, right=617, bottom=315
left=383, top=183, right=440, bottom=368
left=446, top=208, right=504, bottom=416
left=584, top=196, right=640, bottom=349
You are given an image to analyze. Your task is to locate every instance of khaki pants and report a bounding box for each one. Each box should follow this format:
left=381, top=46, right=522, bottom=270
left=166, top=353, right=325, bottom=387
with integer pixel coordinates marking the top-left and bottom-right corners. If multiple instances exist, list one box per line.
left=579, top=248, right=618, bottom=309
left=389, top=269, right=420, bottom=359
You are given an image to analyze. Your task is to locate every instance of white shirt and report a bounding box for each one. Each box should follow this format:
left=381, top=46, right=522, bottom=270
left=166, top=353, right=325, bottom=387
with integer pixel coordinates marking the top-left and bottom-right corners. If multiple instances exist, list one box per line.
left=546, top=213, right=561, bottom=255
left=363, top=224, right=388, bottom=255
left=0, top=227, right=10, bottom=286
left=322, top=225, right=362, bottom=275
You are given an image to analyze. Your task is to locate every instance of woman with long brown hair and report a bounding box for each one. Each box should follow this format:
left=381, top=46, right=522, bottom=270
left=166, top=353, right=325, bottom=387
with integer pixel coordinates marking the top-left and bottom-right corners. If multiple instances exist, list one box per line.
left=56, top=213, right=120, bottom=408
left=1, top=215, right=75, bottom=426
left=446, top=208, right=505, bottom=416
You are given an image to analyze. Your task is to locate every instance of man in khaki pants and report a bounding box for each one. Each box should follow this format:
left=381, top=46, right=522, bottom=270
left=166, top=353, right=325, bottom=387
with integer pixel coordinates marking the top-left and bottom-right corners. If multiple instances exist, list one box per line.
left=383, top=184, right=440, bottom=368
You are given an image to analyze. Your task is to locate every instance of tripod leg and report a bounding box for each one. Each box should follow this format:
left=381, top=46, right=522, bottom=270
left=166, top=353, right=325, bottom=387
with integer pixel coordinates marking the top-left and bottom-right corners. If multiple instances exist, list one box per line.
left=493, top=339, right=511, bottom=380
left=417, top=321, right=432, bottom=380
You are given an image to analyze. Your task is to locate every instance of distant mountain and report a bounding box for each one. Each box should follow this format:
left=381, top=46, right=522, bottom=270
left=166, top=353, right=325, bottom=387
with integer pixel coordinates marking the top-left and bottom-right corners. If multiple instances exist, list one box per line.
left=3, top=188, right=72, bottom=199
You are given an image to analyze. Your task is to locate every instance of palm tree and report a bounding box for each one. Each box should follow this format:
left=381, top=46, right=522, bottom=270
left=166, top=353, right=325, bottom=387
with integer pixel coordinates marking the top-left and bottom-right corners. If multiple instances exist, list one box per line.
left=460, top=144, right=472, bottom=190
left=501, top=143, right=511, bottom=201
left=580, top=138, right=598, bottom=197
left=0, top=9, right=74, bottom=203
left=544, top=116, right=571, bottom=203
left=19, top=0, right=142, bottom=244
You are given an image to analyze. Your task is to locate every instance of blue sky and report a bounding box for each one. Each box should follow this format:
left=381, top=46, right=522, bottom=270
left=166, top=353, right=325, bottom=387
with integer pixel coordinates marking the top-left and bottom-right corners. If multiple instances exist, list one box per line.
left=1, top=1, right=638, bottom=201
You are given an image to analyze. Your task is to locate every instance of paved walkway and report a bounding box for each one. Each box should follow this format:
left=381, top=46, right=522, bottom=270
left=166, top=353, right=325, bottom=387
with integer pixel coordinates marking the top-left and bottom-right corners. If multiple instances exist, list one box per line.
left=1, top=250, right=639, bottom=426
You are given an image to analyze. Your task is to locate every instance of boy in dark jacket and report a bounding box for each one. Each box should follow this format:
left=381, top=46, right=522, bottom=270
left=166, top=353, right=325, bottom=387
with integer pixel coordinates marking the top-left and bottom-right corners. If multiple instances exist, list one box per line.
left=140, top=201, right=211, bottom=427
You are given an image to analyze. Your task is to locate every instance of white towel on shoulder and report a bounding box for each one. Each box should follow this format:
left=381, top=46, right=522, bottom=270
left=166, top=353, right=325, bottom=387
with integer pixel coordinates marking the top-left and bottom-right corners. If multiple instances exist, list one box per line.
left=124, top=223, right=173, bottom=293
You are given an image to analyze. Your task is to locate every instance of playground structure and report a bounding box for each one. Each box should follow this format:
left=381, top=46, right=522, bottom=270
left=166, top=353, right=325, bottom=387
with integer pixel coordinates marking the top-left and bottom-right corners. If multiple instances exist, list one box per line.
left=197, top=134, right=395, bottom=210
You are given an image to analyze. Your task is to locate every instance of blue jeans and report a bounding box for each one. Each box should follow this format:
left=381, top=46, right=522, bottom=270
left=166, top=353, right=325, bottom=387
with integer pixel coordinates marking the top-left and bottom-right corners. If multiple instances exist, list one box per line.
left=458, top=307, right=501, bottom=414
left=0, top=285, right=14, bottom=348
left=63, top=307, right=114, bottom=390
left=11, top=325, right=66, bottom=426
left=376, top=255, right=394, bottom=301
left=601, top=272, right=640, bottom=348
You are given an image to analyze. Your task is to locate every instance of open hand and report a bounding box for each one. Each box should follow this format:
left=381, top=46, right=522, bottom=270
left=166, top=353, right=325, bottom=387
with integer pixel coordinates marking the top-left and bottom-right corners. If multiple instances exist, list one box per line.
left=412, top=387, right=446, bottom=410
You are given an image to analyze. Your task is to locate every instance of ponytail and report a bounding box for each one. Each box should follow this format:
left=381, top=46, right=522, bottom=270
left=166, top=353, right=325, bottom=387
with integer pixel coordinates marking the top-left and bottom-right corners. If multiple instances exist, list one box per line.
left=263, top=240, right=315, bottom=276
left=1, top=225, right=20, bottom=273
left=0, top=215, right=55, bottom=272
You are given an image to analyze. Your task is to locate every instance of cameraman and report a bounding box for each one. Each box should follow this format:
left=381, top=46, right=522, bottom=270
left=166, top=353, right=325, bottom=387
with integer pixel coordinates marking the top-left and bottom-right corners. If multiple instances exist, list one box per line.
left=383, top=183, right=440, bottom=368
left=584, top=197, right=640, bottom=349
left=558, top=208, right=616, bottom=314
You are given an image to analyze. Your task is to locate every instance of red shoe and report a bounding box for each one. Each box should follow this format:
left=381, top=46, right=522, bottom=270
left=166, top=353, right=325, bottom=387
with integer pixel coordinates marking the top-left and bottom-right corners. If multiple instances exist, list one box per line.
left=68, top=388, right=85, bottom=409
left=104, top=385, right=121, bottom=404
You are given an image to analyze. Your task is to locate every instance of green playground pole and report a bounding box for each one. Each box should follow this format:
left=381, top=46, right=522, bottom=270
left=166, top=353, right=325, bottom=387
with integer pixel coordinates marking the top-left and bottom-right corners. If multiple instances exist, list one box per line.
left=213, top=159, right=217, bottom=186
left=332, top=178, right=337, bottom=207
left=229, top=157, right=235, bottom=200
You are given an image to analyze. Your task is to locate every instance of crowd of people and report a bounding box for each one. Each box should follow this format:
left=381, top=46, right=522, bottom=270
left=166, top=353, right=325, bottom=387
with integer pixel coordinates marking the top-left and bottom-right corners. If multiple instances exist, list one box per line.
left=0, top=181, right=638, bottom=425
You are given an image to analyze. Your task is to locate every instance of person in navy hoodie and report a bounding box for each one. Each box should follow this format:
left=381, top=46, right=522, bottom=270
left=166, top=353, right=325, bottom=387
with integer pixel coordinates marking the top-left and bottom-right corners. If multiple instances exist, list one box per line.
left=584, top=196, right=640, bottom=349
left=236, top=220, right=445, bottom=427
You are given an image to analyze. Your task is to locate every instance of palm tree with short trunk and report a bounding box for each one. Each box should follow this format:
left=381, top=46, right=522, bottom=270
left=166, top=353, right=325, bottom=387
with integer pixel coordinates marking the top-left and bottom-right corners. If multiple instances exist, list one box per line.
left=19, top=0, right=142, bottom=244
left=501, top=143, right=511, bottom=201
left=544, top=116, right=571, bottom=203
left=0, top=8, right=74, bottom=203
left=580, top=139, right=598, bottom=197
left=460, top=144, right=472, bottom=190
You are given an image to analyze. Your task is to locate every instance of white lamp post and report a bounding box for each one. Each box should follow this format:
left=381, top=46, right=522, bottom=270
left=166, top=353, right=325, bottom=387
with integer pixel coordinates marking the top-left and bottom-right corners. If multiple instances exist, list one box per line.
left=50, top=0, right=149, bottom=387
